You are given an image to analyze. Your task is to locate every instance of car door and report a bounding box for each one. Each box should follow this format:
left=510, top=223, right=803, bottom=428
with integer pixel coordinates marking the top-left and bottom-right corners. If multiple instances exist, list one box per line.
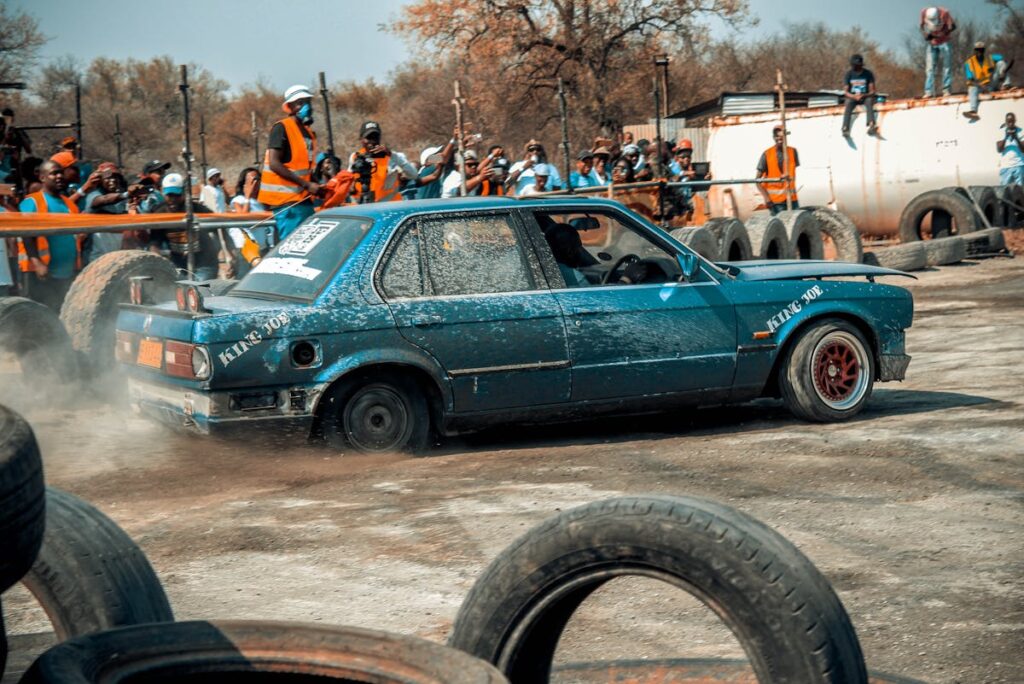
left=526, top=208, right=737, bottom=402
left=377, top=211, right=571, bottom=412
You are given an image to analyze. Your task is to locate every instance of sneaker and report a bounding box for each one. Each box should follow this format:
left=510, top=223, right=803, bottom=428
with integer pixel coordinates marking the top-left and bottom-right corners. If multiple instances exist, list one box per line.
left=942, top=89, right=951, bottom=96
left=963, top=110, right=979, bottom=119
left=923, top=92, right=933, bottom=98
left=868, top=124, right=878, bottom=136
left=841, top=127, right=850, bottom=137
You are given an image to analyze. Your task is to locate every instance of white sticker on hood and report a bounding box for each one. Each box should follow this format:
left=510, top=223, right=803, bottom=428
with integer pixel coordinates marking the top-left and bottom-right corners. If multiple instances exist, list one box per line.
left=278, top=218, right=338, bottom=256
left=251, top=257, right=322, bottom=280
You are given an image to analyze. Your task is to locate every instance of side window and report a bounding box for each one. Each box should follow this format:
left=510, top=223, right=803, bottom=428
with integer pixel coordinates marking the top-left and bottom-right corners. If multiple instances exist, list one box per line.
left=420, top=214, right=533, bottom=295
left=380, top=224, right=425, bottom=299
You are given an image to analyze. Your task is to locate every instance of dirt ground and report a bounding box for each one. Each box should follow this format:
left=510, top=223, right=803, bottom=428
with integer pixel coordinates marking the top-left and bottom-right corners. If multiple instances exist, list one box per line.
left=2, top=255, right=1023, bottom=683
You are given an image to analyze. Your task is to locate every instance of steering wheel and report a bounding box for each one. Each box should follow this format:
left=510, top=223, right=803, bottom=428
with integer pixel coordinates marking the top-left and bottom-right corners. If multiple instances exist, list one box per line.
left=601, top=253, right=641, bottom=284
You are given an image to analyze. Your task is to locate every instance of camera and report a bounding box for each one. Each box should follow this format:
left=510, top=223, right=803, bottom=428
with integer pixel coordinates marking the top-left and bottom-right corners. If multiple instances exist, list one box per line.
left=351, top=154, right=376, bottom=204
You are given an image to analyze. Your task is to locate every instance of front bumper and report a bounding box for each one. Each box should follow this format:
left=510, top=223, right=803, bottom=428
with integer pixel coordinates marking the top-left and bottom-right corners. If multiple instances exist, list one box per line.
left=879, top=353, right=911, bottom=382
left=128, top=378, right=323, bottom=439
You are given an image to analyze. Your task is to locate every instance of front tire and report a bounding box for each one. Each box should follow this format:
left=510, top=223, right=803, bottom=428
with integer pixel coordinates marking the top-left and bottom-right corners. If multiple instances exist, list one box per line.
left=780, top=320, right=874, bottom=422
left=324, top=373, right=430, bottom=454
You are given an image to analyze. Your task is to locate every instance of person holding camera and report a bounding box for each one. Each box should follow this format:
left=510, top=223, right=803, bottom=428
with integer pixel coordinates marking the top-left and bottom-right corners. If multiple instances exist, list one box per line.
left=507, top=140, right=562, bottom=195
left=997, top=112, right=1024, bottom=186
left=258, top=84, right=321, bottom=239
left=348, top=121, right=441, bottom=203
left=81, top=161, right=141, bottom=264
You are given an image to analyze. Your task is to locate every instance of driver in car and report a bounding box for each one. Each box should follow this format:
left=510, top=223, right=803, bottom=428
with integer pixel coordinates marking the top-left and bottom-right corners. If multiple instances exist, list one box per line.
left=544, top=223, right=653, bottom=287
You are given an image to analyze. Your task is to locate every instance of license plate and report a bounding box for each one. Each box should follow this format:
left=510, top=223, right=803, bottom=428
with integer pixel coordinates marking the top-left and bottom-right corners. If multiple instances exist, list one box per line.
left=137, top=338, right=163, bottom=368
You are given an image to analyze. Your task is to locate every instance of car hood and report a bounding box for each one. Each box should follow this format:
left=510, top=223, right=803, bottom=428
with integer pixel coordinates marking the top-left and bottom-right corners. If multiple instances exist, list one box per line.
left=718, top=260, right=916, bottom=281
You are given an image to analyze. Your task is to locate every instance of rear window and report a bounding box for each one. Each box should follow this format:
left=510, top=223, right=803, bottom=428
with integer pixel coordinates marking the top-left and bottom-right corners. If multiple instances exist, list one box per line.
left=233, top=216, right=372, bottom=300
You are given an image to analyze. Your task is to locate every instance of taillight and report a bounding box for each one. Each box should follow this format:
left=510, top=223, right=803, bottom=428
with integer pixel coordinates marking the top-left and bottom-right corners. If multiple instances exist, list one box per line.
left=164, top=341, right=211, bottom=380
left=175, top=282, right=210, bottom=313
left=128, top=275, right=152, bottom=305
left=115, top=331, right=137, bottom=364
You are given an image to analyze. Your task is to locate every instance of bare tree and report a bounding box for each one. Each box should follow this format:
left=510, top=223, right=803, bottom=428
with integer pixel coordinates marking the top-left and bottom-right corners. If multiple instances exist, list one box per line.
left=0, top=3, right=47, bottom=83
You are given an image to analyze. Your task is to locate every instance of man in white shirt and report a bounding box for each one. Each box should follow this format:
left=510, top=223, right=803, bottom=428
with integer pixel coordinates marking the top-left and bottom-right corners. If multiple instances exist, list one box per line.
left=508, top=140, right=562, bottom=195
left=998, top=112, right=1024, bottom=186
left=200, top=168, right=227, bottom=213
left=518, top=163, right=552, bottom=196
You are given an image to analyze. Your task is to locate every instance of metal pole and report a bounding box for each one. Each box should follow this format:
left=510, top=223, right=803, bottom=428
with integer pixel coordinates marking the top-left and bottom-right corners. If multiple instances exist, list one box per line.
left=318, top=71, right=335, bottom=155
left=776, top=69, right=792, bottom=212
left=655, top=55, right=670, bottom=120
left=452, top=81, right=467, bottom=197
left=114, top=114, right=123, bottom=170
left=199, top=113, right=209, bottom=184
left=557, top=79, right=572, bottom=193
left=74, top=82, right=83, bottom=160
left=251, top=111, right=259, bottom=165
left=179, top=65, right=197, bottom=276
left=653, top=76, right=665, bottom=224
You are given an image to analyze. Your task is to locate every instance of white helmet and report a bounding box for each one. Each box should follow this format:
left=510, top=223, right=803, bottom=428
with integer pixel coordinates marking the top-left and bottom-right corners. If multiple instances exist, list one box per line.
left=283, top=84, right=313, bottom=104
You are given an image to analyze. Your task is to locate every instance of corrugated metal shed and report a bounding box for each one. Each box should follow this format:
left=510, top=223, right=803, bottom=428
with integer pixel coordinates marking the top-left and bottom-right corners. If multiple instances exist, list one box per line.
left=721, top=93, right=775, bottom=115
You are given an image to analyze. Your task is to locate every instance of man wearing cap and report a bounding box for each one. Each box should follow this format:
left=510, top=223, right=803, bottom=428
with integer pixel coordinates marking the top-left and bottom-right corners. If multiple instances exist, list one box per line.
left=921, top=7, right=956, bottom=97
left=590, top=147, right=611, bottom=185
left=569, top=151, right=598, bottom=190
left=200, top=168, right=227, bottom=213
left=756, top=126, right=799, bottom=215
left=348, top=121, right=427, bottom=203
left=258, top=84, right=320, bottom=239
left=16, top=160, right=91, bottom=311
left=518, top=163, right=552, bottom=196
left=842, top=54, right=878, bottom=136
left=138, top=160, right=171, bottom=213
left=415, top=138, right=457, bottom=200
left=441, top=149, right=500, bottom=198
left=148, top=173, right=220, bottom=280
left=964, top=42, right=1010, bottom=119
left=508, top=141, right=562, bottom=195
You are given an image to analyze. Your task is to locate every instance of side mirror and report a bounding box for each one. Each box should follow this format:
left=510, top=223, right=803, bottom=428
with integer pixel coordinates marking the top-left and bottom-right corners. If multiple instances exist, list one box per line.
left=677, top=253, right=699, bottom=281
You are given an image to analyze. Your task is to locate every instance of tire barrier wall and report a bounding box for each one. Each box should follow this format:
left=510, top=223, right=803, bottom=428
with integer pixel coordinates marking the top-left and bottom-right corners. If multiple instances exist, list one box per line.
left=702, top=217, right=754, bottom=261
left=744, top=212, right=794, bottom=259
left=808, top=207, right=864, bottom=263
left=777, top=209, right=825, bottom=260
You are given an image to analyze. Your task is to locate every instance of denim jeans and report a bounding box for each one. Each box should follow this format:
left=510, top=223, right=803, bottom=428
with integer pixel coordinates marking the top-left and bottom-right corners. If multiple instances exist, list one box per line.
left=999, top=165, right=1024, bottom=185
left=842, top=95, right=876, bottom=131
left=968, top=61, right=1011, bottom=112
left=768, top=200, right=799, bottom=215
left=273, top=199, right=315, bottom=241
left=924, top=43, right=952, bottom=96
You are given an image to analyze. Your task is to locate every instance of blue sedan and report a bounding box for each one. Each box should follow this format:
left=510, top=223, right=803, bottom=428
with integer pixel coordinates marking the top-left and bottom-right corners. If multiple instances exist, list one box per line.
left=116, top=197, right=913, bottom=453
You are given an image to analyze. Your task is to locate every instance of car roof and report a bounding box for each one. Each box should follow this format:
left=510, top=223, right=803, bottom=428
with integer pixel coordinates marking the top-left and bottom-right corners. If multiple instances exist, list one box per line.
left=317, top=195, right=629, bottom=220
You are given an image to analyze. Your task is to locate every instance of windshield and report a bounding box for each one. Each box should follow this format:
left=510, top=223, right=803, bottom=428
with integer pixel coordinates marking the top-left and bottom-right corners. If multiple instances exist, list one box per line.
left=233, top=215, right=372, bottom=300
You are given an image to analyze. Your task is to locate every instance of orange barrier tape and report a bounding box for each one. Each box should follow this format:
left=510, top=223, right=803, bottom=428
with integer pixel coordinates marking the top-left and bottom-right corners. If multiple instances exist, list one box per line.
left=0, top=211, right=272, bottom=230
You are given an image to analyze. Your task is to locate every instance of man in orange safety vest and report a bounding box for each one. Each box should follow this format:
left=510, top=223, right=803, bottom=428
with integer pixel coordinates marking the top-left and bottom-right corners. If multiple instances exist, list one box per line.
left=755, top=126, right=799, bottom=215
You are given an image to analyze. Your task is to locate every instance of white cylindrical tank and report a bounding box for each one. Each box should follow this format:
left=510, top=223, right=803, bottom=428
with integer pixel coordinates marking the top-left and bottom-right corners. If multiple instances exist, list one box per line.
left=705, top=90, right=1021, bottom=236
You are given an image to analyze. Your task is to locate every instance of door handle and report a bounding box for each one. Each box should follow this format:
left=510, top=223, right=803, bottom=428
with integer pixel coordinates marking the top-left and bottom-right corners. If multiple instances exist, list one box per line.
left=410, top=314, right=443, bottom=328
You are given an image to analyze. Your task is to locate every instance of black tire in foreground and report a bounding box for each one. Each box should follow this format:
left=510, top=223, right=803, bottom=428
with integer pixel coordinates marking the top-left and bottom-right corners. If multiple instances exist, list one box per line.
left=0, top=405, right=46, bottom=595
left=19, top=487, right=174, bottom=640
left=862, top=242, right=927, bottom=272
left=321, top=372, right=431, bottom=454
left=965, top=185, right=1002, bottom=227
left=59, top=250, right=178, bottom=375
left=22, top=620, right=507, bottom=684
left=449, top=495, right=867, bottom=684
left=898, top=189, right=978, bottom=242
left=0, top=297, right=78, bottom=384
left=780, top=318, right=875, bottom=422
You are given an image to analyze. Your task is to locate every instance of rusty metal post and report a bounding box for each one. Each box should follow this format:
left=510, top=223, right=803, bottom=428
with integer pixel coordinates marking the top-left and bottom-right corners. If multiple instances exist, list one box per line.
left=75, top=82, right=83, bottom=160
left=557, top=79, right=572, bottom=193
left=179, top=65, right=197, bottom=276
left=319, top=71, right=335, bottom=155
left=251, top=111, right=259, bottom=166
left=452, top=81, right=467, bottom=197
left=199, top=113, right=209, bottom=185
left=776, top=69, right=792, bottom=212
left=114, top=113, right=123, bottom=170
left=653, top=76, right=666, bottom=224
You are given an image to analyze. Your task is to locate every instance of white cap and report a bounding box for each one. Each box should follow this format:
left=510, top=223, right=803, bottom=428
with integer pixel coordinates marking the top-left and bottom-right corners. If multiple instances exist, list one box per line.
left=420, top=145, right=443, bottom=167
left=162, top=172, right=185, bottom=194
left=534, top=163, right=552, bottom=177
left=205, top=167, right=221, bottom=180
left=925, top=7, right=938, bottom=20
left=283, top=84, right=313, bottom=104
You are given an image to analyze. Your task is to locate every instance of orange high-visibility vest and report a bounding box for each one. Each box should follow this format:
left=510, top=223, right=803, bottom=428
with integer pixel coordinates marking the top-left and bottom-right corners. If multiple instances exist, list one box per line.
left=258, top=117, right=317, bottom=206
left=352, top=150, right=404, bottom=203
left=480, top=179, right=504, bottom=196
left=966, top=53, right=996, bottom=85
left=763, top=146, right=798, bottom=205
left=17, top=191, right=81, bottom=273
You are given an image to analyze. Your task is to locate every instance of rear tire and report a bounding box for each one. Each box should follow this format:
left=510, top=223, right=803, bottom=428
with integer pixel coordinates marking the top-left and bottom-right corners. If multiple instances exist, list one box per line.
left=323, top=372, right=430, bottom=454
left=0, top=405, right=45, bottom=595
left=780, top=319, right=874, bottom=422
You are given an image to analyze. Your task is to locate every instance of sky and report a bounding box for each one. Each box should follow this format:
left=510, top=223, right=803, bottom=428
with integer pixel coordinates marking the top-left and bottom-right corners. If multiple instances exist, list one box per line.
left=13, top=0, right=1006, bottom=94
